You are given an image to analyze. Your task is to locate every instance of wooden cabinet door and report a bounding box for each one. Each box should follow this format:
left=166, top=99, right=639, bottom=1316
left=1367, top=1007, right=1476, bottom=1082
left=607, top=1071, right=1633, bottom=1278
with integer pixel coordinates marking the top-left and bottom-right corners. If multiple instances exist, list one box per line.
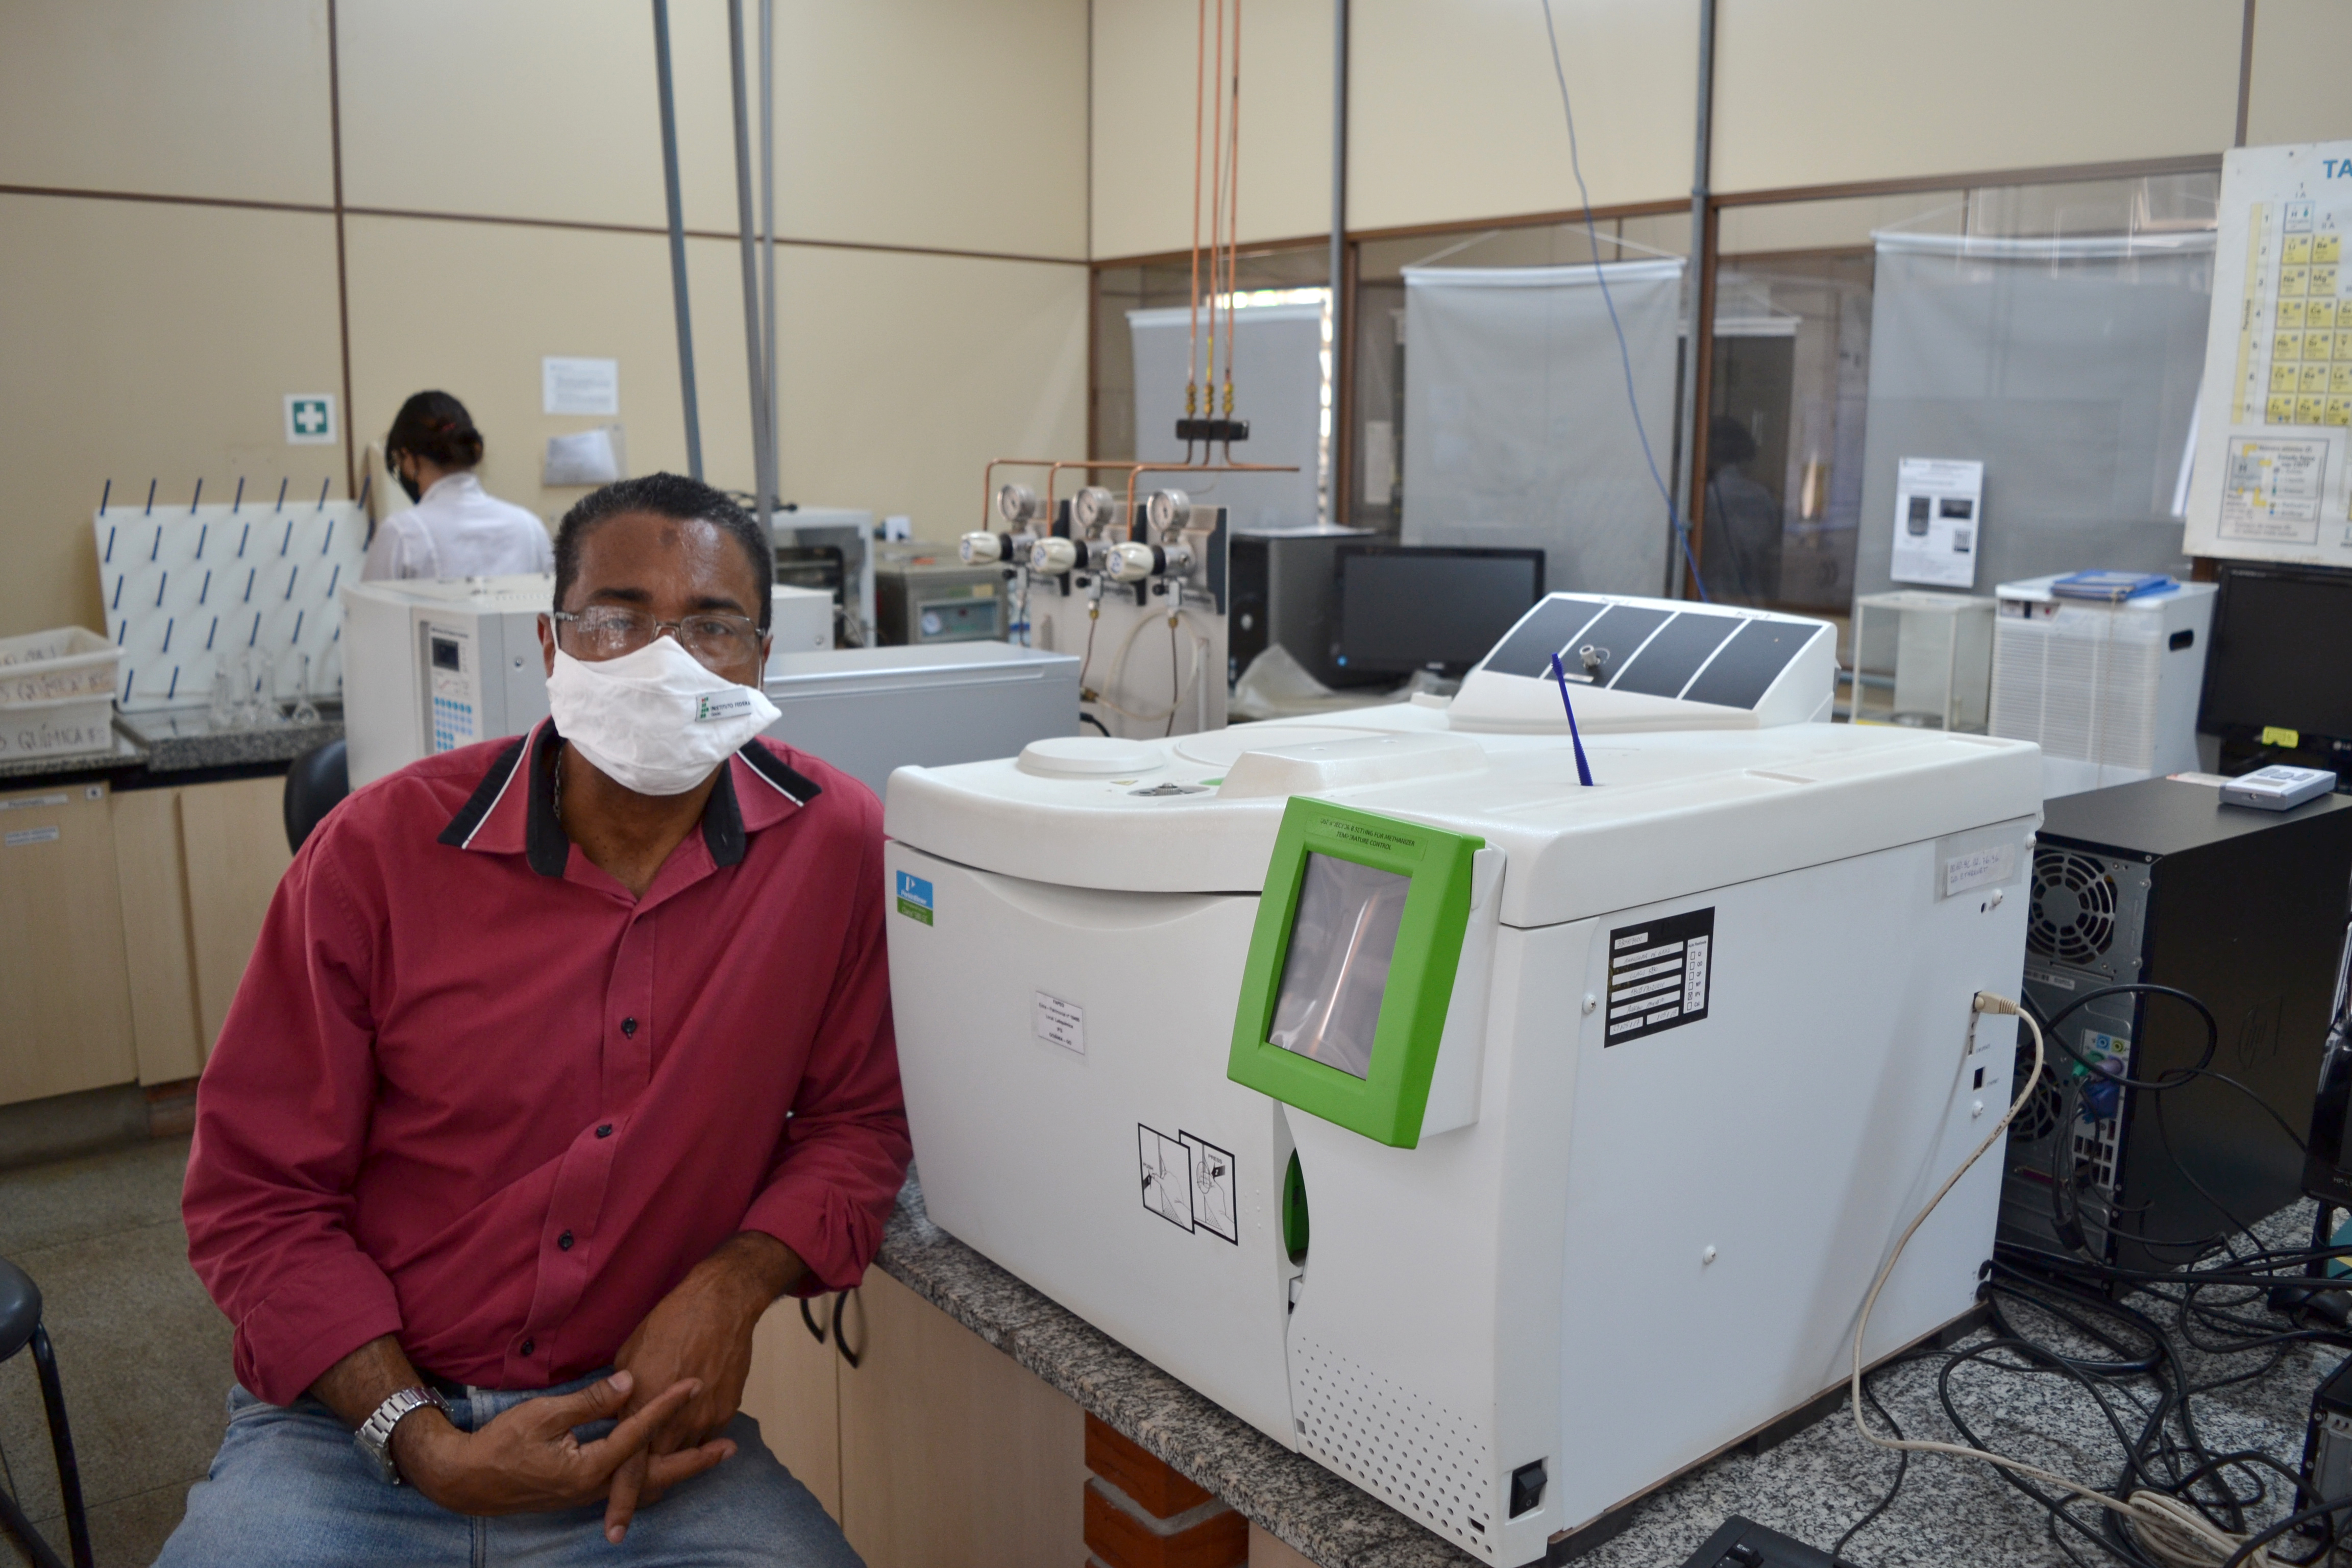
left=835, top=1271, right=1086, bottom=1568
left=111, top=785, right=205, bottom=1084
left=0, top=781, right=136, bottom=1106
left=741, top=1295, right=844, bottom=1522
left=177, top=775, right=293, bottom=1051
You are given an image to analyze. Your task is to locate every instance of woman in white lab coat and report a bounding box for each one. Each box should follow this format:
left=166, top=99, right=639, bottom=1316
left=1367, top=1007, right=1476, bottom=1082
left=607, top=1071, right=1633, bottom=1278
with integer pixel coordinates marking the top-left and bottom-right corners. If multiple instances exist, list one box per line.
left=361, top=390, right=555, bottom=579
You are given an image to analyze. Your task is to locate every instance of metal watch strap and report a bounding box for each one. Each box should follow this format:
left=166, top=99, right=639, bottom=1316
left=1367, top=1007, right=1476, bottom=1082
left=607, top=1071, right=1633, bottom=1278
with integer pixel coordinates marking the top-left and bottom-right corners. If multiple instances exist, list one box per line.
left=355, top=1385, right=449, bottom=1486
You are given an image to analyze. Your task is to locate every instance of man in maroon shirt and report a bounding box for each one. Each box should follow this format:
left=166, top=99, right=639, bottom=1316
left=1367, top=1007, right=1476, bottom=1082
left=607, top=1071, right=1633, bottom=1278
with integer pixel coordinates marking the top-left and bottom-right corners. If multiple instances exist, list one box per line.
left=162, top=475, right=908, bottom=1564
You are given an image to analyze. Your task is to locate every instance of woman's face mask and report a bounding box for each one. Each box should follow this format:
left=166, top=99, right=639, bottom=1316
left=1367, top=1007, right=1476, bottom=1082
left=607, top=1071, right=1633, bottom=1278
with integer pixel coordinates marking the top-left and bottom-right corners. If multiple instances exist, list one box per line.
left=545, top=633, right=780, bottom=797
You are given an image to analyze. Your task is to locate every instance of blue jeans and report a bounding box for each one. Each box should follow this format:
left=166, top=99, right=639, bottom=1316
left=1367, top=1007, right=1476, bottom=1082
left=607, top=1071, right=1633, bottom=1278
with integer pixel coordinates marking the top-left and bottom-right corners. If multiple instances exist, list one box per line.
left=155, top=1372, right=861, bottom=1567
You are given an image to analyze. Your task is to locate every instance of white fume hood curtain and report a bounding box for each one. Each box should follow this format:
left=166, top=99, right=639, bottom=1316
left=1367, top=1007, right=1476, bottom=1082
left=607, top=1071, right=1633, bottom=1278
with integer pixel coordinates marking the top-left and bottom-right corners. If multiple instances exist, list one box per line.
left=1129, top=302, right=1324, bottom=531
left=1401, top=259, right=1684, bottom=596
left=1854, top=230, right=2213, bottom=599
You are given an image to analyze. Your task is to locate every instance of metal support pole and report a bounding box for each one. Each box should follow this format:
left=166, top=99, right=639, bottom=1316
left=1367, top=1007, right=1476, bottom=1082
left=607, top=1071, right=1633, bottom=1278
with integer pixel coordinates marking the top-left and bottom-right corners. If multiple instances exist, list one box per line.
left=727, top=0, right=775, bottom=537
left=652, top=0, right=702, bottom=480
left=1327, top=0, right=1349, bottom=529
left=1670, top=0, right=1717, bottom=598
left=759, top=0, right=779, bottom=519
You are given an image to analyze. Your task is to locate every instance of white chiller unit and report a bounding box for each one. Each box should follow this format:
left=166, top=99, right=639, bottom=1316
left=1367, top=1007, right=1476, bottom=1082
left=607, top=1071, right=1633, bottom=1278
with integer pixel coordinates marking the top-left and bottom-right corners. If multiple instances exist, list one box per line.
left=885, top=593, right=2042, bottom=1563
left=1988, top=575, right=2216, bottom=800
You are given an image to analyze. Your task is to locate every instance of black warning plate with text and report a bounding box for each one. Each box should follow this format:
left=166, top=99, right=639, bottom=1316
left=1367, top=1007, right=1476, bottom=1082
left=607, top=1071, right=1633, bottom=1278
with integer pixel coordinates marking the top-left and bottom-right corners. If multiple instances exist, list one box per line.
left=1605, top=908, right=1714, bottom=1044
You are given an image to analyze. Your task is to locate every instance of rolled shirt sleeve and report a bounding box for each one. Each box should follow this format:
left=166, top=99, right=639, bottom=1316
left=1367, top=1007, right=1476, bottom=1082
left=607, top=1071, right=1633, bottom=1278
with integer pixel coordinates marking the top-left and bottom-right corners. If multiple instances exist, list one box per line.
left=741, top=808, right=913, bottom=1292
left=182, top=841, right=405, bottom=1407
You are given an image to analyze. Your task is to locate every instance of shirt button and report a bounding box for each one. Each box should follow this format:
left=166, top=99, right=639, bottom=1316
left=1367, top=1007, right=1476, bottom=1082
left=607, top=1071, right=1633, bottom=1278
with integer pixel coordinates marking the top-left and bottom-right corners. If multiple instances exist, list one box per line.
left=520, top=1338, right=535, bottom=1357
left=621, top=1017, right=638, bottom=1037
left=558, top=1231, right=575, bottom=1251
left=596, top=1123, right=613, bottom=1138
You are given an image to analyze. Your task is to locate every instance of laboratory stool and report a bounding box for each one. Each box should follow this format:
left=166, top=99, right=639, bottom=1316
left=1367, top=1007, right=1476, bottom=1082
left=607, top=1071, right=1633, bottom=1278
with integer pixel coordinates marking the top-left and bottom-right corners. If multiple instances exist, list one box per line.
left=0, top=1256, right=93, bottom=1568
left=282, top=737, right=349, bottom=853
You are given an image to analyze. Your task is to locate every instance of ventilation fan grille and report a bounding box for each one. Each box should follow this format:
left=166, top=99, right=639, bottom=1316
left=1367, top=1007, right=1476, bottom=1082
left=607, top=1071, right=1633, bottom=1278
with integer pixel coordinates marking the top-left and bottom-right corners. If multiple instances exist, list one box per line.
left=1291, top=1333, right=1496, bottom=1557
left=2010, top=1037, right=2067, bottom=1143
left=2027, top=849, right=2119, bottom=966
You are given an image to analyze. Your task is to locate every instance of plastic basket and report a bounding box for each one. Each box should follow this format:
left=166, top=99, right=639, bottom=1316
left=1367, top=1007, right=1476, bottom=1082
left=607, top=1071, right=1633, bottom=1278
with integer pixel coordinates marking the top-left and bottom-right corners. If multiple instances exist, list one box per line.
left=0, top=627, right=120, bottom=706
left=0, top=693, right=117, bottom=760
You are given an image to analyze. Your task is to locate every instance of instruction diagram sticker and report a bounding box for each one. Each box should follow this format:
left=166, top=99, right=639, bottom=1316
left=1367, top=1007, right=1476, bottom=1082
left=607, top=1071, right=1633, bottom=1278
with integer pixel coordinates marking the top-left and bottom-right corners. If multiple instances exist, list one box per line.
left=1604, top=908, right=1714, bottom=1044
left=1138, top=1125, right=1194, bottom=1232
left=1136, top=1125, right=1239, bottom=1242
left=1182, top=1133, right=1239, bottom=1244
left=894, top=870, right=933, bottom=926
left=1033, top=991, right=1085, bottom=1055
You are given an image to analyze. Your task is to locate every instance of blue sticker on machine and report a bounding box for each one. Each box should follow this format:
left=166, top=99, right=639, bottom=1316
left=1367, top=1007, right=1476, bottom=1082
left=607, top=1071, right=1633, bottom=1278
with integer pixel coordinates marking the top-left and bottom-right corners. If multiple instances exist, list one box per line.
left=1604, top=908, right=1713, bottom=1044
left=895, top=871, right=934, bottom=925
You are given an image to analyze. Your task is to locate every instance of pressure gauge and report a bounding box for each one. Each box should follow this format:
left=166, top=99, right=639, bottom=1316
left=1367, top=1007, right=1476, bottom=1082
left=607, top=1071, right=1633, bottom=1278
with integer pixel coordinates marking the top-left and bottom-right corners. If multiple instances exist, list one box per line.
left=959, top=532, right=1005, bottom=565
left=1029, top=536, right=1084, bottom=575
left=1145, top=488, right=1192, bottom=535
left=996, top=484, right=1040, bottom=525
left=1071, top=486, right=1116, bottom=534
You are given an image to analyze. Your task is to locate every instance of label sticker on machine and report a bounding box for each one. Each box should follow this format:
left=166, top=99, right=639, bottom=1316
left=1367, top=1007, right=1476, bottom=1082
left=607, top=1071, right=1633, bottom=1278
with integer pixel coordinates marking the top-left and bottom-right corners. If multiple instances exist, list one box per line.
left=4, top=825, right=60, bottom=848
left=1033, top=991, right=1085, bottom=1055
left=1136, top=1125, right=1238, bottom=1244
left=894, top=871, right=934, bottom=925
left=1604, top=908, right=1714, bottom=1044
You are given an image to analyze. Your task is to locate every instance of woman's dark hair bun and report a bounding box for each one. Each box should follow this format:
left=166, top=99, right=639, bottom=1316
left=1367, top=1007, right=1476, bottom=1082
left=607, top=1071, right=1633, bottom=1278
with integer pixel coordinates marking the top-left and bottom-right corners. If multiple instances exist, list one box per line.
left=384, top=390, right=484, bottom=472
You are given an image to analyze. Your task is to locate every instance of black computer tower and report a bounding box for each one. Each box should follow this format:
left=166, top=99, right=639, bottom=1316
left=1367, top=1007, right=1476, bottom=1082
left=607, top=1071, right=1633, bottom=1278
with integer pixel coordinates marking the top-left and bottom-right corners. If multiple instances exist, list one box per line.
left=1227, top=527, right=1376, bottom=689
left=1996, top=777, right=2352, bottom=1272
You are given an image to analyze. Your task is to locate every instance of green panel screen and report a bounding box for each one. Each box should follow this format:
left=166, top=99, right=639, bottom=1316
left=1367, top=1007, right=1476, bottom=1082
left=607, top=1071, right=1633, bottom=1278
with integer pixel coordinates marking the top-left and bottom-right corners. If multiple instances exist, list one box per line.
left=1228, top=799, right=1482, bottom=1148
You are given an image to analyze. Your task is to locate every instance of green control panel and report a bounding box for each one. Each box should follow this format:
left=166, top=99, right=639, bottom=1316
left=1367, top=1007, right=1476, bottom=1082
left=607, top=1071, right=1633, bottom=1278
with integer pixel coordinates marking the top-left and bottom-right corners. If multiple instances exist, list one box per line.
left=1226, top=799, right=1483, bottom=1148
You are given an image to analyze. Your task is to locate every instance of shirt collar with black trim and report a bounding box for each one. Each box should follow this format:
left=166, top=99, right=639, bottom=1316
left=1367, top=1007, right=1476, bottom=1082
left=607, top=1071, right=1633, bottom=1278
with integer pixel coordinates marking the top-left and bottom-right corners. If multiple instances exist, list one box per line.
left=436, top=718, right=821, bottom=875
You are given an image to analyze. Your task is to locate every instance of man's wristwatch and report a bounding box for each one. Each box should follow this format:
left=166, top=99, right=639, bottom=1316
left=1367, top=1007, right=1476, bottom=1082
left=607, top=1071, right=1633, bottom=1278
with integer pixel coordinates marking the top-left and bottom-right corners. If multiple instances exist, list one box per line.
left=355, top=1385, right=450, bottom=1485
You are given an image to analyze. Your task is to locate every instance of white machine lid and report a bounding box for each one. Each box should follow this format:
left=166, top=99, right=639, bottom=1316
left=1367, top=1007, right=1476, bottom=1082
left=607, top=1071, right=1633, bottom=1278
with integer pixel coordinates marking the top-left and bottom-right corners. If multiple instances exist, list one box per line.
left=886, top=706, right=2042, bottom=927
left=766, top=641, right=1076, bottom=695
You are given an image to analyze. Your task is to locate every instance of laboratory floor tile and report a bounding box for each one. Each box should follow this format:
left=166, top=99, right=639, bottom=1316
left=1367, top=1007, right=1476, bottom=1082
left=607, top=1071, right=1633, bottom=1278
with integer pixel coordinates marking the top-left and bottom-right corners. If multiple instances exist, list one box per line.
left=0, top=1136, right=225, bottom=1568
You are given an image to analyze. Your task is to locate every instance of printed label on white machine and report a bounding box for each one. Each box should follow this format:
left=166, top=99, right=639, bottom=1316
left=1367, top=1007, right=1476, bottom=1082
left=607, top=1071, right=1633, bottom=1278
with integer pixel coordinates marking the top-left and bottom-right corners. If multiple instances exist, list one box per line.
left=1138, top=1125, right=1194, bottom=1231
left=1943, top=842, right=2017, bottom=898
left=1135, top=1124, right=1238, bottom=1244
left=1604, top=908, right=1715, bottom=1044
left=1033, top=990, right=1085, bottom=1055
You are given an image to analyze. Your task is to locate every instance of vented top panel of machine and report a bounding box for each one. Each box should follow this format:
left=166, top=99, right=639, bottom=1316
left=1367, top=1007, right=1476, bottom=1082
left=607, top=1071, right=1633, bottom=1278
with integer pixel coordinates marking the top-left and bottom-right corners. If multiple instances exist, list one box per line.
left=1449, top=593, right=1835, bottom=733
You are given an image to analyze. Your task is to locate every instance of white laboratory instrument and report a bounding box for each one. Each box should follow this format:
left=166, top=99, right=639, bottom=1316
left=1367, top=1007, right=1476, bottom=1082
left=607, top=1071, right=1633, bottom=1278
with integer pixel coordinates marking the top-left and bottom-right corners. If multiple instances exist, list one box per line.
left=885, top=592, right=2041, bottom=1564
left=771, top=506, right=877, bottom=647
left=1989, top=574, right=2216, bottom=799
left=341, top=575, right=832, bottom=787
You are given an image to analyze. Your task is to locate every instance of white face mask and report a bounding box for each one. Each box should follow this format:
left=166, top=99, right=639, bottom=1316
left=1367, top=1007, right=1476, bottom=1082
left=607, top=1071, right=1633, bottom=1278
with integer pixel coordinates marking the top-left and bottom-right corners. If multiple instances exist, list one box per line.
left=545, top=635, right=781, bottom=797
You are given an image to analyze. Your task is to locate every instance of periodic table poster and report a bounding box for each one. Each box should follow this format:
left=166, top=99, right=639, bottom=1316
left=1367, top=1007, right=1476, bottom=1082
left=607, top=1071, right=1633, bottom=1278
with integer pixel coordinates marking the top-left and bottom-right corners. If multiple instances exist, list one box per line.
left=2185, top=140, right=2352, bottom=566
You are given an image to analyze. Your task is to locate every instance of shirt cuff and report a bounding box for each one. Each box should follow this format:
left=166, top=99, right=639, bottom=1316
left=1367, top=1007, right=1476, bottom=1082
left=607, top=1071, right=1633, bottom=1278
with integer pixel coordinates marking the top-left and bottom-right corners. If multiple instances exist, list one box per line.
left=231, top=1254, right=405, bottom=1407
left=741, top=1174, right=892, bottom=1296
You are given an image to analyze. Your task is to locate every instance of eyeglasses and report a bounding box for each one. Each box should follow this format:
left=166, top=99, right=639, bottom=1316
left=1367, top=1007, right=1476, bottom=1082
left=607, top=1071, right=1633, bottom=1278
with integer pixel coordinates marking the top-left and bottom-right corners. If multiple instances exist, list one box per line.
left=549, top=607, right=764, bottom=669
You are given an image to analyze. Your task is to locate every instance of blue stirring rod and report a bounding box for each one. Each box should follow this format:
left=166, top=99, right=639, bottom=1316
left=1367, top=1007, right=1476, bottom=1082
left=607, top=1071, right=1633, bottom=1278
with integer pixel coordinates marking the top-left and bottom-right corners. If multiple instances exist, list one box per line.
left=1549, top=651, right=1596, bottom=787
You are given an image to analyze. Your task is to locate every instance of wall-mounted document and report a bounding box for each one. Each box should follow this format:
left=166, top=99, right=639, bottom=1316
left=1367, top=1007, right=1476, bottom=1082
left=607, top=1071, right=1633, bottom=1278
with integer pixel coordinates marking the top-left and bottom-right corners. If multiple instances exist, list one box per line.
left=1890, top=457, right=1982, bottom=589
left=2184, top=140, right=2352, bottom=567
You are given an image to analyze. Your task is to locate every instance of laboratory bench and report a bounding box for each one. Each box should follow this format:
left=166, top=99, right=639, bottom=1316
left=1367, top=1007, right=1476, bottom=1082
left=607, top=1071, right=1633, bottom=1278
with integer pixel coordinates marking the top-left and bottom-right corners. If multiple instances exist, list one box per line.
left=742, top=1176, right=2340, bottom=1568
left=0, top=708, right=334, bottom=1124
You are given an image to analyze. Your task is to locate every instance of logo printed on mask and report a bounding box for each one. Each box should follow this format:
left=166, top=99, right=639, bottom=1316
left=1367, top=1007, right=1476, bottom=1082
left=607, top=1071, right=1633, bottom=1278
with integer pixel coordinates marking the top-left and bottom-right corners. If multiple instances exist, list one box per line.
left=696, top=691, right=760, bottom=723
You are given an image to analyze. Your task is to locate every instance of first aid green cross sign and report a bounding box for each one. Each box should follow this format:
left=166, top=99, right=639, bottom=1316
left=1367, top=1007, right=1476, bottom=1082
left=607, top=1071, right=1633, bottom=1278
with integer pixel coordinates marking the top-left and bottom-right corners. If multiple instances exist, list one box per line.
left=284, top=394, right=336, bottom=445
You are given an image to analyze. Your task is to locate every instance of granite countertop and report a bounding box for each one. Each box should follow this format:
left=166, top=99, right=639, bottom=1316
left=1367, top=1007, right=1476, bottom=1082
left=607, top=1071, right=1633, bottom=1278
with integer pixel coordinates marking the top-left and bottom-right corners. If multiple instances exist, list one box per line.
left=114, top=704, right=341, bottom=773
left=0, top=706, right=345, bottom=783
left=875, top=1175, right=2336, bottom=1568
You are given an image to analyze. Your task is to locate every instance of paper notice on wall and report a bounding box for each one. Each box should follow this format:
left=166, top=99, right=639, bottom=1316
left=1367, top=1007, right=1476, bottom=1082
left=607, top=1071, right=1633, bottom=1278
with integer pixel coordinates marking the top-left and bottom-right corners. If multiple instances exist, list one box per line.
left=543, top=357, right=619, bottom=416
left=543, top=426, right=626, bottom=486
left=1890, top=458, right=1983, bottom=589
left=2184, top=142, right=2352, bottom=566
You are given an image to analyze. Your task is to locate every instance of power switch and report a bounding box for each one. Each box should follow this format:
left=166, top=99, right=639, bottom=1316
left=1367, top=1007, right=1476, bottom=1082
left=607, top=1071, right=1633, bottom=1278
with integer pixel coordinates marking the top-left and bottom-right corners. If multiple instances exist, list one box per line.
left=1508, top=1458, right=1547, bottom=1517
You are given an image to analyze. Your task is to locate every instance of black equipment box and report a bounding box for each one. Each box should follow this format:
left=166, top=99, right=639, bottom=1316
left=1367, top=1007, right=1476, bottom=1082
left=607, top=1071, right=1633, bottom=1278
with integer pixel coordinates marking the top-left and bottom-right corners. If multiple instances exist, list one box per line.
left=1997, top=776, right=2352, bottom=1272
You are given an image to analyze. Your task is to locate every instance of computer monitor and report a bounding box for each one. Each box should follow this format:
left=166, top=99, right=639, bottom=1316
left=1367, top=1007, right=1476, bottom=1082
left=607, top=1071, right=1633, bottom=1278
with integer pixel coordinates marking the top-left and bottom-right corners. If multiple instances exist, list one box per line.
left=1331, top=545, right=1546, bottom=680
left=2198, top=563, right=2352, bottom=740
